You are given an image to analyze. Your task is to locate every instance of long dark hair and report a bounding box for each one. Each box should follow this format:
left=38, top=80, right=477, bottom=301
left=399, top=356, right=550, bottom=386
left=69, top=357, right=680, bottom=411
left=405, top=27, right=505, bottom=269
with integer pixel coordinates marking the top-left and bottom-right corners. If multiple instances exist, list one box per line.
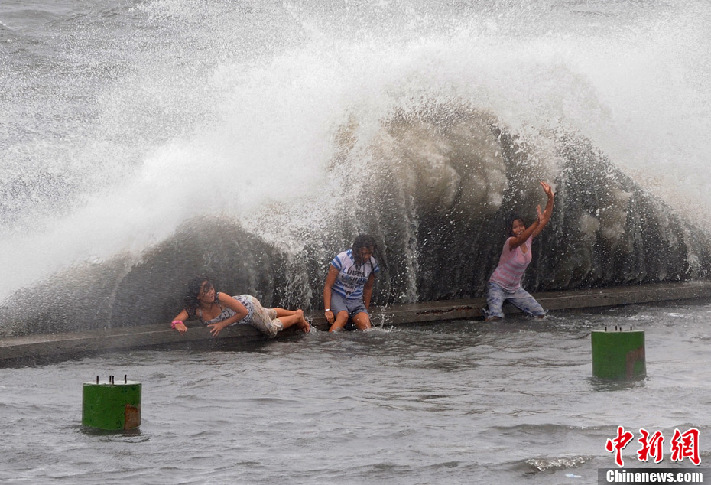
left=183, top=276, right=211, bottom=317
left=508, top=215, right=525, bottom=236
left=351, top=234, right=387, bottom=270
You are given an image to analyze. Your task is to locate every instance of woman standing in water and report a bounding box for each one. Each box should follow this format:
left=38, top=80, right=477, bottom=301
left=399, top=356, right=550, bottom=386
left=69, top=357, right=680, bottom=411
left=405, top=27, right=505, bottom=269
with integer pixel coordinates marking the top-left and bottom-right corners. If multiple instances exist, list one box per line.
left=486, top=181, right=555, bottom=321
left=323, top=234, right=380, bottom=332
left=170, top=277, right=310, bottom=337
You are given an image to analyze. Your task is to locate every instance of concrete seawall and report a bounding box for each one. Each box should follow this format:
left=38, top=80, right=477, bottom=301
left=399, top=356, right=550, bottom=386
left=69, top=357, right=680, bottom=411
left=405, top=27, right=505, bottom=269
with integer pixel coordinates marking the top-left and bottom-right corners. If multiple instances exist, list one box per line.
left=2, top=281, right=711, bottom=367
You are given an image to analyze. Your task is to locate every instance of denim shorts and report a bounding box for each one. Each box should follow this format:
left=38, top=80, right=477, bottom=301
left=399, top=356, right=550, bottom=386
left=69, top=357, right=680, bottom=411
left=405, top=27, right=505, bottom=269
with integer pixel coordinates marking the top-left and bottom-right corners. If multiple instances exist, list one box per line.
left=486, top=281, right=546, bottom=319
left=330, top=292, right=368, bottom=317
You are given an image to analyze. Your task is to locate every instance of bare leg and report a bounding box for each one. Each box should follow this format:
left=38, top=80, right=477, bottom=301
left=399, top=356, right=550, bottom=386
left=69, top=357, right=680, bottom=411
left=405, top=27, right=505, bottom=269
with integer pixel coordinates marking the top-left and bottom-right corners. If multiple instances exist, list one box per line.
left=275, top=309, right=310, bottom=333
left=273, top=308, right=298, bottom=317
left=351, top=311, right=372, bottom=330
left=328, top=311, right=350, bottom=332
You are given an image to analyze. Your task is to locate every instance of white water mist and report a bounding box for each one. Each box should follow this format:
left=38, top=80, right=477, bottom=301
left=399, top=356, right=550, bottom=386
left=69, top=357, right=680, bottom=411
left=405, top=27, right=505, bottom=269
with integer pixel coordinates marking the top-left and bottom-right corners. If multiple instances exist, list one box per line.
left=0, top=0, right=709, bottom=302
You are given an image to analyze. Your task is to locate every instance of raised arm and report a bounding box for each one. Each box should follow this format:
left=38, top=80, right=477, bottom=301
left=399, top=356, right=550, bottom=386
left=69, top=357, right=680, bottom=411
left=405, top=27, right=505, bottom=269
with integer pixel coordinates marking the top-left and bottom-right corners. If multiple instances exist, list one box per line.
left=508, top=181, right=555, bottom=249
left=508, top=218, right=541, bottom=250
left=531, top=181, right=555, bottom=239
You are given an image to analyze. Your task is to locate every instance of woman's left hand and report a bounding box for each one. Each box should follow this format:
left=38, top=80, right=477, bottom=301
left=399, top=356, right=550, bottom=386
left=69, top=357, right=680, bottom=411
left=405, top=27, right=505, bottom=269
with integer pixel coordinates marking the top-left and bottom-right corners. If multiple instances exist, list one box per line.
left=540, top=181, right=554, bottom=198
left=207, top=321, right=227, bottom=337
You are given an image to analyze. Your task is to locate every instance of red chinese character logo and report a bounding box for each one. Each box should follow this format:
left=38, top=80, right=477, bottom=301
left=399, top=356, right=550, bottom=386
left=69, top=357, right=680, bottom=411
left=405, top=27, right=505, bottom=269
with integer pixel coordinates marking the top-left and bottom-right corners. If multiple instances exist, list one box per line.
left=637, top=428, right=664, bottom=463
left=670, top=427, right=700, bottom=465
left=606, top=426, right=634, bottom=467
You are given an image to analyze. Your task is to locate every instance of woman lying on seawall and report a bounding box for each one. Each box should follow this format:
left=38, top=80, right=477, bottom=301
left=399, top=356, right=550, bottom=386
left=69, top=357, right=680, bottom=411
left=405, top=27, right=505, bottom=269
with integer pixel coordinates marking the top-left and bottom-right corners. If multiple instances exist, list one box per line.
left=170, top=277, right=310, bottom=337
left=485, top=181, right=555, bottom=321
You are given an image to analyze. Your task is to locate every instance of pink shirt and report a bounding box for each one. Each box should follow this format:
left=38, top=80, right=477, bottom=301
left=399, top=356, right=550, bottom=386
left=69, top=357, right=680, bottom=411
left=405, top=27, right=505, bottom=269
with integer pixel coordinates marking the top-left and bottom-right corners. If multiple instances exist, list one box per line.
left=489, top=237, right=532, bottom=291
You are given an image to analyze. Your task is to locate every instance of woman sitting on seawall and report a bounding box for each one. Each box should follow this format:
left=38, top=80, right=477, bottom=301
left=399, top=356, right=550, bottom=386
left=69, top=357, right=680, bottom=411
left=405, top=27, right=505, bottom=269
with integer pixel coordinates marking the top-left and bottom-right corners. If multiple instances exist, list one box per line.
left=323, top=234, right=381, bottom=332
left=485, top=181, right=555, bottom=321
left=170, top=277, right=310, bottom=337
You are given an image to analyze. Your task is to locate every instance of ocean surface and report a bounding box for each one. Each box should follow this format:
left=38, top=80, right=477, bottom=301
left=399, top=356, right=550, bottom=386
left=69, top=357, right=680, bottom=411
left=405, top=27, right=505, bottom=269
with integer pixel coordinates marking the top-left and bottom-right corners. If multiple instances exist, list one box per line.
left=2, top=300, right=710, bottom=484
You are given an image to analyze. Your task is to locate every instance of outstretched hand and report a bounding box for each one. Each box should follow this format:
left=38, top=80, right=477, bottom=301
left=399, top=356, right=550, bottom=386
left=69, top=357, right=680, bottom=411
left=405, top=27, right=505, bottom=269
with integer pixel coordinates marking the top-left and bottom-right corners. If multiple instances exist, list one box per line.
left=530, top=181, right=555, bottom=239
left=207, top=321, right=227, bottom=337
left=540, top=181, right=554, bottom=198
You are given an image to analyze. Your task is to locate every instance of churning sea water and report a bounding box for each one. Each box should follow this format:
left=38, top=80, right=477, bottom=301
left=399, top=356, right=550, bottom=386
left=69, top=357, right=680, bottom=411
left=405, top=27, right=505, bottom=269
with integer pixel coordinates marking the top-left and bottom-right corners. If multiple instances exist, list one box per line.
left=2, top=301, right=710, bottom=484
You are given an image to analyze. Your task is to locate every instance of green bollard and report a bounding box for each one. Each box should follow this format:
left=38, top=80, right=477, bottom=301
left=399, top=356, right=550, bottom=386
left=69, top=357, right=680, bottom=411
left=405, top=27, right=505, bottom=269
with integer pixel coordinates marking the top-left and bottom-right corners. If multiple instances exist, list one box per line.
left=82, top=376, right=141, bottom=430
left=591, top=329, right=646, bottom=380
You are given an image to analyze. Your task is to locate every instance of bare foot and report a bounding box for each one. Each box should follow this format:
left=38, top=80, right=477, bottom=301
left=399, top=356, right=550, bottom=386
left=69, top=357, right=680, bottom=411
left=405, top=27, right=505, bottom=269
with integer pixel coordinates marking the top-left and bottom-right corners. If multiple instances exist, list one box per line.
left=296, top=309, right=311, bottom=333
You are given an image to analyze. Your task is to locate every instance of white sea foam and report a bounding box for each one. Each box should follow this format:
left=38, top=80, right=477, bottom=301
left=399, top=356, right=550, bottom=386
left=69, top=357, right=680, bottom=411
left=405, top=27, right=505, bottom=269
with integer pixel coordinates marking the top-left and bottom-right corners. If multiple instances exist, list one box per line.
left=0, top=0, right=709, bottom=300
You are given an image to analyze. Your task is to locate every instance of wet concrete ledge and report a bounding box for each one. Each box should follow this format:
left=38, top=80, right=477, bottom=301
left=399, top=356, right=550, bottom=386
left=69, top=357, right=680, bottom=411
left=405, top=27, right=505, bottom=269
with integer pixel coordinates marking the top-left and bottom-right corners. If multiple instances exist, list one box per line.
left=2, top=281, right=711, bottom=367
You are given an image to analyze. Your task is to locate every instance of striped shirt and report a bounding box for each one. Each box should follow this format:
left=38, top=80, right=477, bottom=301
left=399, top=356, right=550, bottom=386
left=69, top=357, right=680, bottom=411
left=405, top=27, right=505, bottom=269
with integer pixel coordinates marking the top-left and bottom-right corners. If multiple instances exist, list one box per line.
left=489, top=237, right=532, bottom=291
left=330, top=249, right=379, bottom=300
